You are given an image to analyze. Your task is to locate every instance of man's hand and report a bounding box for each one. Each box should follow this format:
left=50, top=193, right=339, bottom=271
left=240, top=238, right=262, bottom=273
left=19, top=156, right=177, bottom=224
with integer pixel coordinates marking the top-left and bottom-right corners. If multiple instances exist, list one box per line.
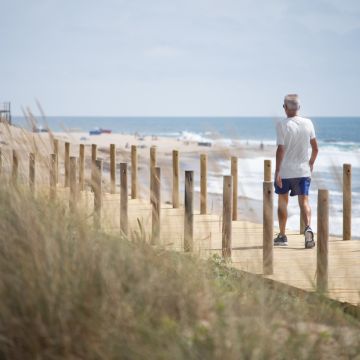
left=309, top=161, right=314, bottom=173
left=275, top=171, right=282, bottom=188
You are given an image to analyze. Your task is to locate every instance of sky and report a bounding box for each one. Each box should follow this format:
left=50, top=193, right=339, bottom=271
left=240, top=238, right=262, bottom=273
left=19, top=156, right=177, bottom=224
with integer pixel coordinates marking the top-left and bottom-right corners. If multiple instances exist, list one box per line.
left=1, top=0, right=360, bottom=116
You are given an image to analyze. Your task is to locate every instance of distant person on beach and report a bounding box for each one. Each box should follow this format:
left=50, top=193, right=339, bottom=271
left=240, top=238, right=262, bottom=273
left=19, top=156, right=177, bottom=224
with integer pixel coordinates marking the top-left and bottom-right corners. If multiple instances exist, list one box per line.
left=274, top=94, right=319, bottom=248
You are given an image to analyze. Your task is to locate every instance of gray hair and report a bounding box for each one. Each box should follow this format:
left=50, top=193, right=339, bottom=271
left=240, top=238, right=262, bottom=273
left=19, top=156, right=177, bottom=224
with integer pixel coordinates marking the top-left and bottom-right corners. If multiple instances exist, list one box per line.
left=284, top=94, right=300, bottom=110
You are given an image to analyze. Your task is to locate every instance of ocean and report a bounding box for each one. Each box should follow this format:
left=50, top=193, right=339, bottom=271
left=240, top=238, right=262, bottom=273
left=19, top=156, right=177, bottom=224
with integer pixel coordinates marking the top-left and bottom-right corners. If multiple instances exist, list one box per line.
left=13, top=116, right=360, bottom=238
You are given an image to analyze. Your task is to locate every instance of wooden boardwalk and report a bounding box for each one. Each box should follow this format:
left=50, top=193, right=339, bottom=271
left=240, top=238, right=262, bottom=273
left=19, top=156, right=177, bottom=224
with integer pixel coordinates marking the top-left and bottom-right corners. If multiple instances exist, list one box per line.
left=56, top=187, right=360, bottom=306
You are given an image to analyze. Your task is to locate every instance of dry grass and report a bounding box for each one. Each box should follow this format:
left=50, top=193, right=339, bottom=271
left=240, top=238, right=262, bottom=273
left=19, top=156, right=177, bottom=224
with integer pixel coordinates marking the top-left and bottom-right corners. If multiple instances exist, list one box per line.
left=0, top=185, right=359, bottom=359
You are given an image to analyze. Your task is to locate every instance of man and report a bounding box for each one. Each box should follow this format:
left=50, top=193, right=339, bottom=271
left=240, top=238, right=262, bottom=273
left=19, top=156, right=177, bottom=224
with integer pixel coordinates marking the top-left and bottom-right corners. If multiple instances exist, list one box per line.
left=274, top=94, right=319, bottom=248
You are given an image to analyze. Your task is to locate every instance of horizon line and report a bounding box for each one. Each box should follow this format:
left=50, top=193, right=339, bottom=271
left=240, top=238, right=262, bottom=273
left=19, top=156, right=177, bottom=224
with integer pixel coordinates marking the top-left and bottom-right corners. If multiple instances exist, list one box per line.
left=12, top=114, right=360, bottom=118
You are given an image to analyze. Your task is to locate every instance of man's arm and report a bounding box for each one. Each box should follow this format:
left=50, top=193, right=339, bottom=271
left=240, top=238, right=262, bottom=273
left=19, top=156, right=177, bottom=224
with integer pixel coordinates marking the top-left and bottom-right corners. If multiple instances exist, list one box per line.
left=275, top=145, right=285, bottom=188
left=309, top=138, right=318, bottom=172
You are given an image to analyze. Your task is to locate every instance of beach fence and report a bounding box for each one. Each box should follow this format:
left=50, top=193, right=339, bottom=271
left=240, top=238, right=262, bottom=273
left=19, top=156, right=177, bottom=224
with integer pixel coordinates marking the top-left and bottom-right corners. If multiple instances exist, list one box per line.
left=0, top=139, right=358, bottom=307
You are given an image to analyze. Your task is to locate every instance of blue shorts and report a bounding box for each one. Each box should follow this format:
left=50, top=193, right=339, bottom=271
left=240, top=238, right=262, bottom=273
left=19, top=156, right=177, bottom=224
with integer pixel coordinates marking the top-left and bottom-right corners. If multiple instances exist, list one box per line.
left=274, top=177, right=311, bottom=196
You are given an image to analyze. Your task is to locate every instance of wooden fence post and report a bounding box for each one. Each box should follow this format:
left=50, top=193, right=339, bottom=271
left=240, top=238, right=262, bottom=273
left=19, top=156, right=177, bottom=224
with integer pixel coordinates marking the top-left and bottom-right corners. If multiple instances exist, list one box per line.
left=131, top=145, right=138, bottom=199
left=317, top=189, right=329, bottom=293
left=0, top=148, right=2, bottom=176
left=94, top=159, right=102, bottom=228
left=151, top=167, right=161, bottom=245
left=263, top=181, right=274, bottom=275
left=150, top=146, right=157, bottom=202
left=91, top=144, right=97, bottom=192
left=222, top=175, right=232, bottom=260
left=264, top=159, right=272, bottom=182
left=120, top=163, right=128, bottom=236
left=50, top=154, right=57, bottom=200
left=69, top=157, right=77, bottom=211
left=53, top=139, right=59, bottom=183
left=110, top=144, right=116, bottom=194
left=12, top=150, right=18, bottom=184
left=79, top=144, right=85, bottom=191
left=172, top=150, right=179, bottom=208
left=231, top=156, right=238, bottom=221
left=184, top=171, right=194, bottom=252
left=29, top=153, right=35, bottom=192
left=343, top=164, right=352, bottom=240
left=200, top=154, right=207, bottom=214
left=64, top=142, right=70, bottom=187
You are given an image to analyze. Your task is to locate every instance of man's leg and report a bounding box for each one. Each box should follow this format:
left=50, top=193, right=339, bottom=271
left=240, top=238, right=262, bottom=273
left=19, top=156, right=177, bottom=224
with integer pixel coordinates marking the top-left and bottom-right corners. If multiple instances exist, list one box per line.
left=298, top=195, right=311, bottom=228
left=278, top=194, right=289, bottom=235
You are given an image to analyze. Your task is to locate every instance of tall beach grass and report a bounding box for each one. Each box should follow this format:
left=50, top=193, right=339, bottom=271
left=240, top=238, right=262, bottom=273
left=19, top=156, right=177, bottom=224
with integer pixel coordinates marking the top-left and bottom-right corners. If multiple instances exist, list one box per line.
left=0, top=184, right=359, bottom=359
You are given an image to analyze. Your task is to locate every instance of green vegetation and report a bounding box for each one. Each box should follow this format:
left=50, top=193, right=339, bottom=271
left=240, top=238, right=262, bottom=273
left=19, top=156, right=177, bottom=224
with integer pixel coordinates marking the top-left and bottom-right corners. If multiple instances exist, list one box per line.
left=0, top=186, right=359, bottom=359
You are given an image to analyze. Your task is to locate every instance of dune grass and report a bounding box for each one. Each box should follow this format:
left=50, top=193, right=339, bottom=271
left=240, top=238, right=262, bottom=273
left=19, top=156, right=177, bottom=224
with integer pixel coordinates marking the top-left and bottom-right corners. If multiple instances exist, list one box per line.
left=0, top=185, right=359, bottom=359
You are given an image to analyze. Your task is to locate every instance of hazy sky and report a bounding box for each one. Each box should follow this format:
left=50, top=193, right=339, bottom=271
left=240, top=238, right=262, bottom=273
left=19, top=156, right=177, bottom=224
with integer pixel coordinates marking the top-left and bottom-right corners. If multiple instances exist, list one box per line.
left=1, top=0, right=360, bottom=116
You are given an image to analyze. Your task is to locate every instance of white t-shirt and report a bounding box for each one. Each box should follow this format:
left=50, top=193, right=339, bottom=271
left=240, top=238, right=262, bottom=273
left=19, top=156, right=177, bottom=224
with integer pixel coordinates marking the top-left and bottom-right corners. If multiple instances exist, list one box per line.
left=276, top=116, right=316, bottom=179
